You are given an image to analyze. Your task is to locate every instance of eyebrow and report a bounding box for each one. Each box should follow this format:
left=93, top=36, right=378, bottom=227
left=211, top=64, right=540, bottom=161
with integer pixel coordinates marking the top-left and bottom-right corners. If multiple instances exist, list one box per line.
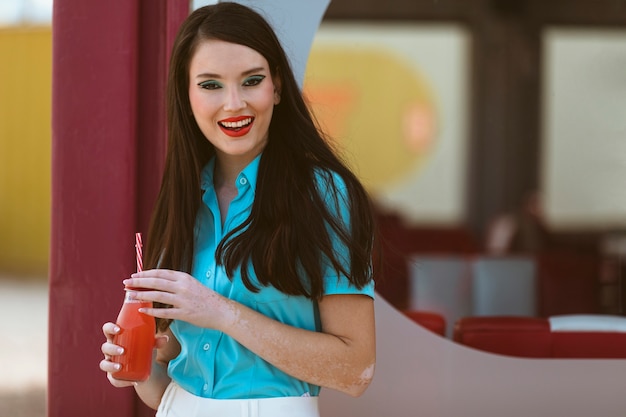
left=194, top=67, right=267, bottom=80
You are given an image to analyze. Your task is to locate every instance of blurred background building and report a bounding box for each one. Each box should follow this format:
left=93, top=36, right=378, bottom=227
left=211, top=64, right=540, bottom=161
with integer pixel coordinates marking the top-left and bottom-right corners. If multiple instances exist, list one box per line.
left=0, top=3, right=52, bottom=416
left=2, top=0, right=626, bottom=310
left=1, top=0, right=626, bottom=415
left=0, top=0, right=52, bottom=276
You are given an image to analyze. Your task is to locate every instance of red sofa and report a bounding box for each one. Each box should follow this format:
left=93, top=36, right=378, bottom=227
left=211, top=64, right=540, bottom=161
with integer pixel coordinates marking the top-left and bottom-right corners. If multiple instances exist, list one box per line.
left=453, top=315, right=626, bottom=358
left=403, top=310, right=447, bottom=337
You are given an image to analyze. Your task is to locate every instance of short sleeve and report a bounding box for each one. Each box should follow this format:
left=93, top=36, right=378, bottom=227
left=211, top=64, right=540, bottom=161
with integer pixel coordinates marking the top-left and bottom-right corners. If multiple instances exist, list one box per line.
left=325, top=275, right=375, bottom=298
left=316, top=170, right=375, bottom=299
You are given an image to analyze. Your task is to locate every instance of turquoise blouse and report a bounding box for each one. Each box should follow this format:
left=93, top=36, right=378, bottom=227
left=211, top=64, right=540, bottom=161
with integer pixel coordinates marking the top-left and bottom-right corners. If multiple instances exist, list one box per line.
left=168, top=154, right=374, bottom=399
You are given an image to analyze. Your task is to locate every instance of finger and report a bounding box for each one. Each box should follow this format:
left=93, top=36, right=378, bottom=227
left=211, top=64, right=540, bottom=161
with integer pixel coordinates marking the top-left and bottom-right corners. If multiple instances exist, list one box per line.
left=99, top=358, right=122, bottom=374
left=102, top=341, right=125, bottom=357
left=132, top=289, right=177, bottom=306
left=102, top=322, right=121, bottom=338
left=138, top=306, right=179, bottom=320
left=130, top=269, right=180, bottom=280
left=123, top=278, right=179, bottom=293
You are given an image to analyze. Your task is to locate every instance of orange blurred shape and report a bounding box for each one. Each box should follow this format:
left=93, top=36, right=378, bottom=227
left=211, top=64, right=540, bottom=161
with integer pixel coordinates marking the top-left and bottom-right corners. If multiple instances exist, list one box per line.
left=304, top=83, right=357, bottom=141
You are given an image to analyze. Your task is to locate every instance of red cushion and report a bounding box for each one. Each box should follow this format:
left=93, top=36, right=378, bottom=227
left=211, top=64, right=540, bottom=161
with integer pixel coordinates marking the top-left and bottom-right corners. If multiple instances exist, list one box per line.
left=551, top=332, right=626, bottom=358
left=453, top=315, right=626, bottom=358
left=453, top=316, right=551, bottom=358
left=403, top=310, right=447, bottom=337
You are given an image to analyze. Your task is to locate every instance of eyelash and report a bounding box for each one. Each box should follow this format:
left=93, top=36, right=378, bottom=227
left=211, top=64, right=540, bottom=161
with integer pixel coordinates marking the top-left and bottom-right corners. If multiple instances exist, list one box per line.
left=198, top=75, right=266, bottom=90
left=198, top=80, right=221, bottom=90
left=243, top=75, right=265, bottom=87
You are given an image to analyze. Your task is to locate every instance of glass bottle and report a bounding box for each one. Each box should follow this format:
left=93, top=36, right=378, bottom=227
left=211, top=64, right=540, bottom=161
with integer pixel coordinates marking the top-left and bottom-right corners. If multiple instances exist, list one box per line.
left=112, top=287, right=155, bottom=381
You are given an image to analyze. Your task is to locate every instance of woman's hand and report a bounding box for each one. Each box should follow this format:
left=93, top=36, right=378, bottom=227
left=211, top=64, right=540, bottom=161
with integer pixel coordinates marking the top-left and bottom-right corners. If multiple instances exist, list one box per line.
left=122, top=269, right=236, bottom=331
left=100, top=322, right=134, bottom=387
left=99, top=322, right=170, bottom=387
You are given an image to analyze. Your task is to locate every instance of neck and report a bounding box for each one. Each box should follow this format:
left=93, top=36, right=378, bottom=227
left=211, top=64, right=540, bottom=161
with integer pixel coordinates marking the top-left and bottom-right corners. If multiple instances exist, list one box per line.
left=213, top=156, right=246, bottom=189
left=213, top=151, right=260, bottom=187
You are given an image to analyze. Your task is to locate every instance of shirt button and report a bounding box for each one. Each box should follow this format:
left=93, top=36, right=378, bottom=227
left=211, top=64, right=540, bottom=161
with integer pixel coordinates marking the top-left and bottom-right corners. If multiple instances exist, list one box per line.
left=203, top=383, right=209, bottom=391
left=239, top=177, right=247, bottom=185
left=203, top=343, right=210, bottom=351
left=205, top=270, right=212, bottom=278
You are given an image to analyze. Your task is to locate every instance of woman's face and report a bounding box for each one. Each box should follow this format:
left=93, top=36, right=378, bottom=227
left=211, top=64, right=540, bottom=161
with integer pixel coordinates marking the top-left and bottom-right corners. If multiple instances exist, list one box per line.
left=188, top=39, right=280, bottom=167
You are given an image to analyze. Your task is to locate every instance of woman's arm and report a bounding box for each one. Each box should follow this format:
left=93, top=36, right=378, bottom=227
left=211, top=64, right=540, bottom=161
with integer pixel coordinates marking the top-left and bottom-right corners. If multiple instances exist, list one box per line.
left=225, top=292, right=376, bottom=397
left=126, top=270, right=376, bottom=397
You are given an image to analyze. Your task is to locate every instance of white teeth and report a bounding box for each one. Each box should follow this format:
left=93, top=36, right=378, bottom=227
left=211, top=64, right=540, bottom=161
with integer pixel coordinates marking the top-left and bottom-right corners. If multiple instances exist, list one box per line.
left=220, top=118, right=252, bottom=128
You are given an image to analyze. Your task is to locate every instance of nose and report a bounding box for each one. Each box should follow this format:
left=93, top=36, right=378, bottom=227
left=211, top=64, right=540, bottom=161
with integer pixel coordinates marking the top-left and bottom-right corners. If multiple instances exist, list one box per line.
left=223, top=87, right=246, bottom=112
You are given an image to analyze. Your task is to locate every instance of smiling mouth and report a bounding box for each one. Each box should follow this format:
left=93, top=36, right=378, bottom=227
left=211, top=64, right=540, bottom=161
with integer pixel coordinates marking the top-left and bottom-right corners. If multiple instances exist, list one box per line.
left=219, top=117, right=253, bottom=131
left=218, top=116, right=254, bottom=137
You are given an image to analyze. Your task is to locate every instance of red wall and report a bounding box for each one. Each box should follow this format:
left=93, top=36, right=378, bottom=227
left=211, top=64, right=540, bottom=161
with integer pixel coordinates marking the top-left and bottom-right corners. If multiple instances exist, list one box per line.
left=49, top=1, right=187, bottom=416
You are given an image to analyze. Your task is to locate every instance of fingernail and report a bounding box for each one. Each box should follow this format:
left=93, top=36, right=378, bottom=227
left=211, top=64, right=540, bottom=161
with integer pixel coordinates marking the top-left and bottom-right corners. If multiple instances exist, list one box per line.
left=116, top=347, right=124, bottom=355
left=114, top=326, right=120, bottom=333
left=114, top=363, right=121, bottom=370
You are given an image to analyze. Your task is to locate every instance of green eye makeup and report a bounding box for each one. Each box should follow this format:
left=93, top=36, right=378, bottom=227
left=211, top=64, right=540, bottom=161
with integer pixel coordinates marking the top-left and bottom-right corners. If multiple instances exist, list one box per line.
left=243, top=75, right=265, bottom=86
left=198, top=80, right=222, bottom=90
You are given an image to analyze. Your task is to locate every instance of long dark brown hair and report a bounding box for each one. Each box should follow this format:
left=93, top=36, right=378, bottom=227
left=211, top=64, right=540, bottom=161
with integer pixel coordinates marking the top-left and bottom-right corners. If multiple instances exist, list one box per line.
left=145, top=3, right=376, bottom=330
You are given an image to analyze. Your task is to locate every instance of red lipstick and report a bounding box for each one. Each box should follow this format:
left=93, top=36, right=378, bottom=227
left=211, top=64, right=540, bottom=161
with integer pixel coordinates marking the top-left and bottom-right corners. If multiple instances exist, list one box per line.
left=218, top=116, right=254, bottom=138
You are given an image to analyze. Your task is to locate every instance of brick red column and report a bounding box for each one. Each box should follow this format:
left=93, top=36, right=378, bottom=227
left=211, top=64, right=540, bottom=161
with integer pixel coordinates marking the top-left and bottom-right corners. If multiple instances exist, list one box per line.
left=49, top=1, right=188, bottom=416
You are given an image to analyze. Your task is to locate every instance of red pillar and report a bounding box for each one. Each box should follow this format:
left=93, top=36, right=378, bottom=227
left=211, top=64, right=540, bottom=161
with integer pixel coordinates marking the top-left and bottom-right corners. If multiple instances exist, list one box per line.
left=49, top=1, right=188, bottom=416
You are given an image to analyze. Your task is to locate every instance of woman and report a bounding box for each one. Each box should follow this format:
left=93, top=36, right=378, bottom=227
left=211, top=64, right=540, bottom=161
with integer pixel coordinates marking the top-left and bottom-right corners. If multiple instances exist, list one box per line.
left=100, top=3, right=376, bottom=416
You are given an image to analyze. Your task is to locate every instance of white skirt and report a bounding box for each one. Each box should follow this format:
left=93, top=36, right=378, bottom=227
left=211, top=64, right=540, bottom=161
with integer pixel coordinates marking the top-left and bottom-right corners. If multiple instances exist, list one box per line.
left=156, top=382, right=320, bottom=417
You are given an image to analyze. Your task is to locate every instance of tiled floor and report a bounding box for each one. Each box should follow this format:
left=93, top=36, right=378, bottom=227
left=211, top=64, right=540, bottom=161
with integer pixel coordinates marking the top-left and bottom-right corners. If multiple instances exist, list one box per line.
left=0, top=276, right=48, bottom=416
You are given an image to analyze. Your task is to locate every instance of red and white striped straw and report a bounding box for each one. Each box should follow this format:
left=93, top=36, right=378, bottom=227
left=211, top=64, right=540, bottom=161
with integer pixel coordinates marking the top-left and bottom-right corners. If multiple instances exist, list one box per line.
left=135, top=232, right=143, bottom=273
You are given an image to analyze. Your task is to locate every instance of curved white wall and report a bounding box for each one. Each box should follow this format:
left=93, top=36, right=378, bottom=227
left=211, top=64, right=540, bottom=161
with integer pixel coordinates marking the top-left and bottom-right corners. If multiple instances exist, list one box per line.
left=320, top=295, right=626, bottom=417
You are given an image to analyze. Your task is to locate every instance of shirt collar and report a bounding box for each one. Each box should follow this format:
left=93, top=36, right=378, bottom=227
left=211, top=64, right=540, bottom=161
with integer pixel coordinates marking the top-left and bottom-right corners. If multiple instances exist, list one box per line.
left=200, top=153, right=262, bottom=193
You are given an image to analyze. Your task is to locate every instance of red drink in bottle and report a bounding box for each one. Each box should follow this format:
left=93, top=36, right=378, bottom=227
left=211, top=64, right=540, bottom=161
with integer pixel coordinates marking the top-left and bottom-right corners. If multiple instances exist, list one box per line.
left=112, top=288, right=155, bottom=381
